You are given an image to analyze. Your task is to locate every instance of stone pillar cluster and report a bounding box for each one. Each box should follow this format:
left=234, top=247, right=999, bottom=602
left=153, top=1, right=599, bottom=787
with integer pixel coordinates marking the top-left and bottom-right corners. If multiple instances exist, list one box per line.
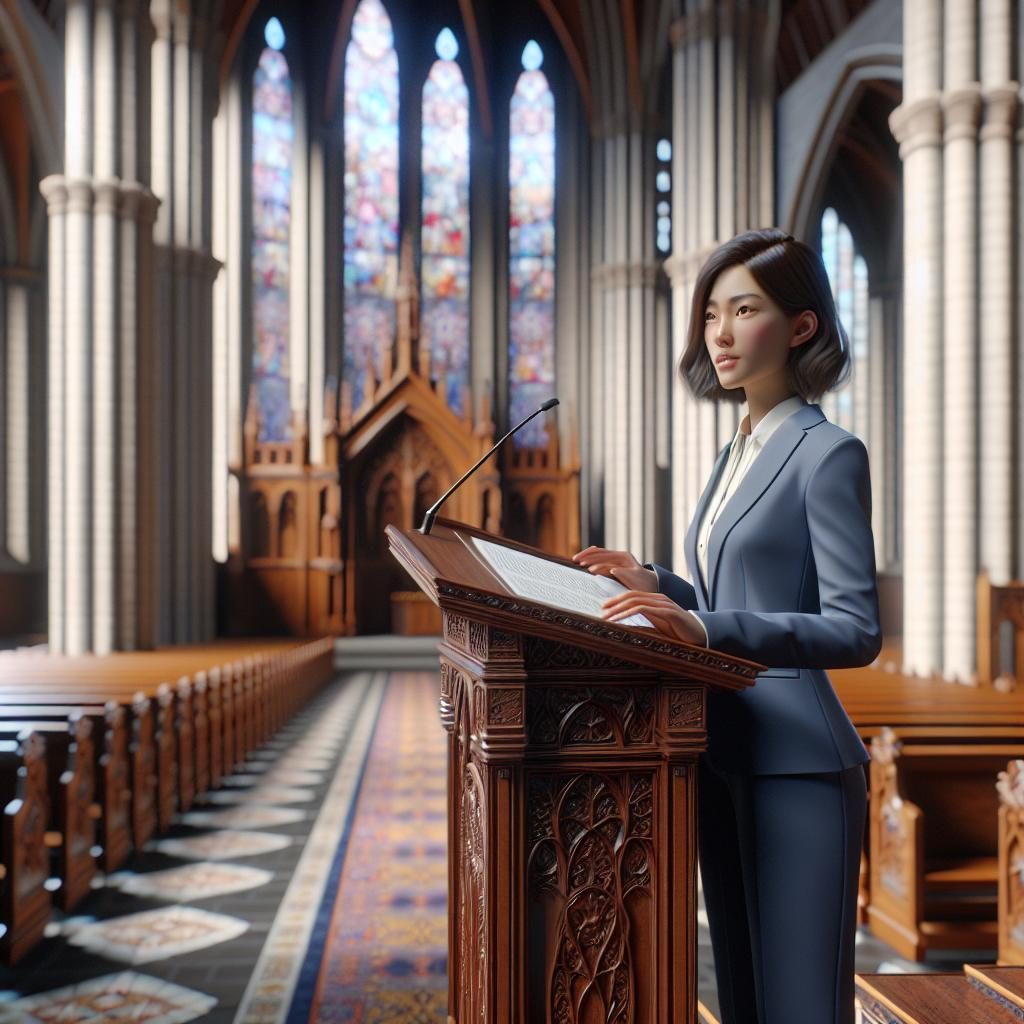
left=665, top=0, right=777, bottom=574
left=41, top=0, right=222, bottom=653
left=589, top=126, right=665, bottom=557
left=889, top=0, right=1019, bottom=682
left=3, top=268, right=40, bottom=567
left=579, top=1, right=674, bottom=562
left=150, top=0, right=218, bottom=645
left=41, top=0, right=159, bottom=654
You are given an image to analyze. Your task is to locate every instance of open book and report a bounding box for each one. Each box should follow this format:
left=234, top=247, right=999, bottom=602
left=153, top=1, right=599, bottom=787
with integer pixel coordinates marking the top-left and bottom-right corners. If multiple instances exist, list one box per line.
left=471, top=537, right=654, bottom=629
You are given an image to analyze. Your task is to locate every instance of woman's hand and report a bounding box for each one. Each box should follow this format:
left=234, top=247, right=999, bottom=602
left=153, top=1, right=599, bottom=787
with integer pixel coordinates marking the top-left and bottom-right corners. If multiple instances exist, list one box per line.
left=570, top=546, right=658, bottom=593
left=599, top=590, right=708, bottom=646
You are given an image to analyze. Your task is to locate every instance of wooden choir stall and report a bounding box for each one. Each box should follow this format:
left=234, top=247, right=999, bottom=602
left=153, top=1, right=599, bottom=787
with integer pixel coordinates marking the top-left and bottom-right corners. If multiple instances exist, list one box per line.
left=387, top=517, right=764, bottom=1024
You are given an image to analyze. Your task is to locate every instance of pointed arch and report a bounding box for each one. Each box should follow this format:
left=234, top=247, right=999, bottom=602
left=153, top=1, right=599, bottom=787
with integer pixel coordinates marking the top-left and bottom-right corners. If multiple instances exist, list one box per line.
left=508, top=40, right=555, bottom=448
left=341, top=0, right=399, bottom=411
left=820, top=206, right=870, bottom=439
left=421, top=29, right=470, bottom=416
left=251, top=19, right=294, bottom=442
left=0, top=1, right=60, bottom=176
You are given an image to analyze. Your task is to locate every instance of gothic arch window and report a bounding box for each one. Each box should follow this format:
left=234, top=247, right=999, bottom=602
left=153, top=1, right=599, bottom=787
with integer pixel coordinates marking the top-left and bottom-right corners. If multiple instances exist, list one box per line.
left=820, top=206, right=869, bottom=439
left=413, top=470, right=439, bottom=527
left=252, top=16, right=293, bottom=442
left=279, top=490, right=298, bottom=556
left=535, top=492, right=556, bottom=551
left=508, top=39, right=555, bottom=448
left=249, top=491, right=270, bottom=557
left=421, top=27, right=470, bottom=415
left=342, top=0, right=400, bottom=411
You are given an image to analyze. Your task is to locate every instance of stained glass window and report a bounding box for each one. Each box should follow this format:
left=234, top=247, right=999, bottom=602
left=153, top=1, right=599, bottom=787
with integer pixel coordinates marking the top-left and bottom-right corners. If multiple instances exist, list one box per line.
left=509, top=40, right=555, bottom=447
left=252, top=17, right=293, bottom=442
left=820, top=207, right=869, bottom=436
left=421, top=28, right=470, bottom=414
left=342, top=0, right=399, bottom=410
left=656, top=137, right=671, bottom=255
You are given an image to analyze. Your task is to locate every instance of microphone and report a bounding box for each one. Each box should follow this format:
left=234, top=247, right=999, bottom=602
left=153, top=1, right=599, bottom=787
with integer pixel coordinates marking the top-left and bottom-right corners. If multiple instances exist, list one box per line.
left=419, top=397, right=559, bottom=535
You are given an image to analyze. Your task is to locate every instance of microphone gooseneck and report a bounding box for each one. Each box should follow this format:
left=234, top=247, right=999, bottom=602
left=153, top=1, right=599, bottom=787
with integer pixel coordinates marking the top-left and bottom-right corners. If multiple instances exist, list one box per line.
left=418, top=397, right=559, bottom=535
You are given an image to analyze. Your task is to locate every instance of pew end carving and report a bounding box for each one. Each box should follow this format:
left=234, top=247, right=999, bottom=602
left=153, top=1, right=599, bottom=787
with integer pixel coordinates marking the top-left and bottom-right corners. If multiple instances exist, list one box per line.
left=976, top=568, right=1024, bottom=692
left=867, top=726, right=1024, bottom=961
left=997, top=758, right=1024, bottom=965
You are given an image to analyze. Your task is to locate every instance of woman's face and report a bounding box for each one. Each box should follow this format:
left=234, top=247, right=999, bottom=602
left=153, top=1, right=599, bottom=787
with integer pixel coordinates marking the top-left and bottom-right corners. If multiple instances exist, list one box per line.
left=703, top=263, right=816, bottom=400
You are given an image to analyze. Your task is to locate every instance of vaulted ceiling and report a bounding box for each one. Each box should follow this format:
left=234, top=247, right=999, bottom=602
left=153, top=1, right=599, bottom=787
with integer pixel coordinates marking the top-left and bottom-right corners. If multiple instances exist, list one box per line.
left=18, top=0, right=899, bottom=206
left=27, top=0, right=887, bottom=122
left=776, top=0, right=875, bottom=92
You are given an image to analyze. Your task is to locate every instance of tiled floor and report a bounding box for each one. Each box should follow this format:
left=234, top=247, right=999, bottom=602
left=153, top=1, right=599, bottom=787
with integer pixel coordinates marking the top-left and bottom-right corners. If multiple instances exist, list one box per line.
left=0, top=669, right=983, bottom=1024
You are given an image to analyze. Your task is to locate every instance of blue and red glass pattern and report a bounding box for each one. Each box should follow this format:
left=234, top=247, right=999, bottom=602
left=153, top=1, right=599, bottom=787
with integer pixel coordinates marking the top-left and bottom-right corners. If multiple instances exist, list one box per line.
left=252, top=43, right=293, bottom=442
left=421, top=47, right=470, bottom=414
left=342, top=0, right=400, bottom=410
left=508, top=45, right=555, bottom=447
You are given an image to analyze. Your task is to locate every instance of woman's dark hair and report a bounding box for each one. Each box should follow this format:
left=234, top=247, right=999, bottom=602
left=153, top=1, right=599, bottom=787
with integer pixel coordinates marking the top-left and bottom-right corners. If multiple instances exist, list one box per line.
left=679, top=227, right=851, bottom=404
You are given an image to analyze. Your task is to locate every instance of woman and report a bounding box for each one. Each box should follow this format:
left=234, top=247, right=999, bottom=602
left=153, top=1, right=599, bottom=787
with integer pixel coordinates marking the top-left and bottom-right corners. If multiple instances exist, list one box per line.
left=572, top=228, right=881, bottom=1024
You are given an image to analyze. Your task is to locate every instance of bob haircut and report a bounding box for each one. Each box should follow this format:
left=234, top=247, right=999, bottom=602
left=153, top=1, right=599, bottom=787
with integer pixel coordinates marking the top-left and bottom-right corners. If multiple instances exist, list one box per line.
left=679, top=227, right=851, bottom=404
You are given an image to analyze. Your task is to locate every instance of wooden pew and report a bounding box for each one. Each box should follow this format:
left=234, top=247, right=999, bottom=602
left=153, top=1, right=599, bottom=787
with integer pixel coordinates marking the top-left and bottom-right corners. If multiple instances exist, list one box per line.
left=0, top=637, right=335, bottom=965
left=857, top=962, right=1024, bottom=1022
left=976, top=568, right=1022, bottom=691
left=0, top=702, right=131, bottom=872
left=0, top=683, right=175, bottom=832
left=0, top=729, right=51, bottom=965
left=866, top=726, right=1024, bottom=961
left=831, top=649, right=1024, bottom=922
left=0, top=639, right=335, bottom=828
left=997, top=758, right=1024, bottom=965
left=0, top=716, right=97, bottom=913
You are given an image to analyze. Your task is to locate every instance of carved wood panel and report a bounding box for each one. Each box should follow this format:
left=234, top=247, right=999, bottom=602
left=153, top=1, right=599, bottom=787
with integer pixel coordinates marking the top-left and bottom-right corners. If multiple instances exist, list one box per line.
left=13, top=731, right=48, bottom=899
left=666, top=687, right=703, bottom=729
left=435, top=644, right=707, bottom=1021
left=527, top=687, right=656, bottom=748
left=523, top=635, right=638, bottom=673
left=871, top=728, right=910, bottom=901
left=526, top=771, right=655, bottom=1023
left=998, top=759, right=1024, bottom=961
left=460, top=762, right=488, bottom=1024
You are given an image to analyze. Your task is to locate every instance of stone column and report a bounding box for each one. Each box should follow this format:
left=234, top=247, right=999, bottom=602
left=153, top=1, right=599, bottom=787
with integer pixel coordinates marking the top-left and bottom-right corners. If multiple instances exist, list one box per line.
left=889, top=0, right=943, bottom=678
left=666, top=0, right=774, bottom=573
left=589, top=122, right=664, bottom=556
left=308, top=135, right=326, bottom=467
left=1018, top=12, right=1024, bottom=583
left=939, top=0, right=980, bottom=683
left=977, top=0, right=1017, bottom=588
left=892, top=0, right=1020, bottom=683
left=41, top=0, right=158, bottom=654
left=866, top=286, right=892, bottom=570
left=212, top=70, right=243, bottom=562
left=150, top=0, right=218, bottom=644
left=4, top=274, right=32, bottom=564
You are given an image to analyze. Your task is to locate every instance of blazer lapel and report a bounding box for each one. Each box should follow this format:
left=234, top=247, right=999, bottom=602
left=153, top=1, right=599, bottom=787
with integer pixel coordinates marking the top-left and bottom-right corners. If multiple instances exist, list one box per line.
left=705, top=403, right=825, bottom=609
left=685, top=442, right=731, bottom=609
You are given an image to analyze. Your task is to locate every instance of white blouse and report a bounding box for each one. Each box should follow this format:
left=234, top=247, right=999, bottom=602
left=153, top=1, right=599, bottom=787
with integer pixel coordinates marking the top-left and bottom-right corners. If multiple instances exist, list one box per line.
left=685, top=394, right=808, bottom=645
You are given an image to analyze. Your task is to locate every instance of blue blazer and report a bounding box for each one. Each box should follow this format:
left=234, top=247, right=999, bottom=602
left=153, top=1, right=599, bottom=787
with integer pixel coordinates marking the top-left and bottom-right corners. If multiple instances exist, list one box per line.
left=651, top=402, right=882, bottom=775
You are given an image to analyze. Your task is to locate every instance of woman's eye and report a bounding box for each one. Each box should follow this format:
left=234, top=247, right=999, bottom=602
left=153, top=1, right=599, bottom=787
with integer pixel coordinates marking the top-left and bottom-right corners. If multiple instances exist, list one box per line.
left=704, top=311, right=715, bottom=322
left=737, top=305, right=751, bottom=314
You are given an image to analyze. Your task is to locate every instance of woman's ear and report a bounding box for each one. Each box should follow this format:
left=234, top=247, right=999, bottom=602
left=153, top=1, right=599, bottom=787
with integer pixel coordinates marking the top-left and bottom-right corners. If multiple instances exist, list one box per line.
left=790, top=310, right=818, bottom=347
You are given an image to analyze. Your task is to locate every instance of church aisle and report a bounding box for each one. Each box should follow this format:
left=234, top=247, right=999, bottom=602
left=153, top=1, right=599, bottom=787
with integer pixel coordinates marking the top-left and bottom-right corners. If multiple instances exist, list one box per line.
left=300, top=671, right=448, bottom=1022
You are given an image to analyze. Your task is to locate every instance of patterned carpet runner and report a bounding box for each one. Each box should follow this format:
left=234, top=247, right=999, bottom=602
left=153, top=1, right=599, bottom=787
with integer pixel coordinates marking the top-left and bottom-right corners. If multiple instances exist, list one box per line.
left=305, top=671, right=448, bottom=1023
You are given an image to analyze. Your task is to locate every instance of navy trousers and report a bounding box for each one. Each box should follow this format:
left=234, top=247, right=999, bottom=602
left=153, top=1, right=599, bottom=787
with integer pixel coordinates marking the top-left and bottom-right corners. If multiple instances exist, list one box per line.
left=697, top=751, right=867, bottom=1024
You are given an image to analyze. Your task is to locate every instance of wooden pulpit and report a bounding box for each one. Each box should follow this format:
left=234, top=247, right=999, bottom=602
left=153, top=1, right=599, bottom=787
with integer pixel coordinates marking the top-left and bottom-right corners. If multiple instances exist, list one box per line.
left=386, top=517, right=763, bottom=1023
